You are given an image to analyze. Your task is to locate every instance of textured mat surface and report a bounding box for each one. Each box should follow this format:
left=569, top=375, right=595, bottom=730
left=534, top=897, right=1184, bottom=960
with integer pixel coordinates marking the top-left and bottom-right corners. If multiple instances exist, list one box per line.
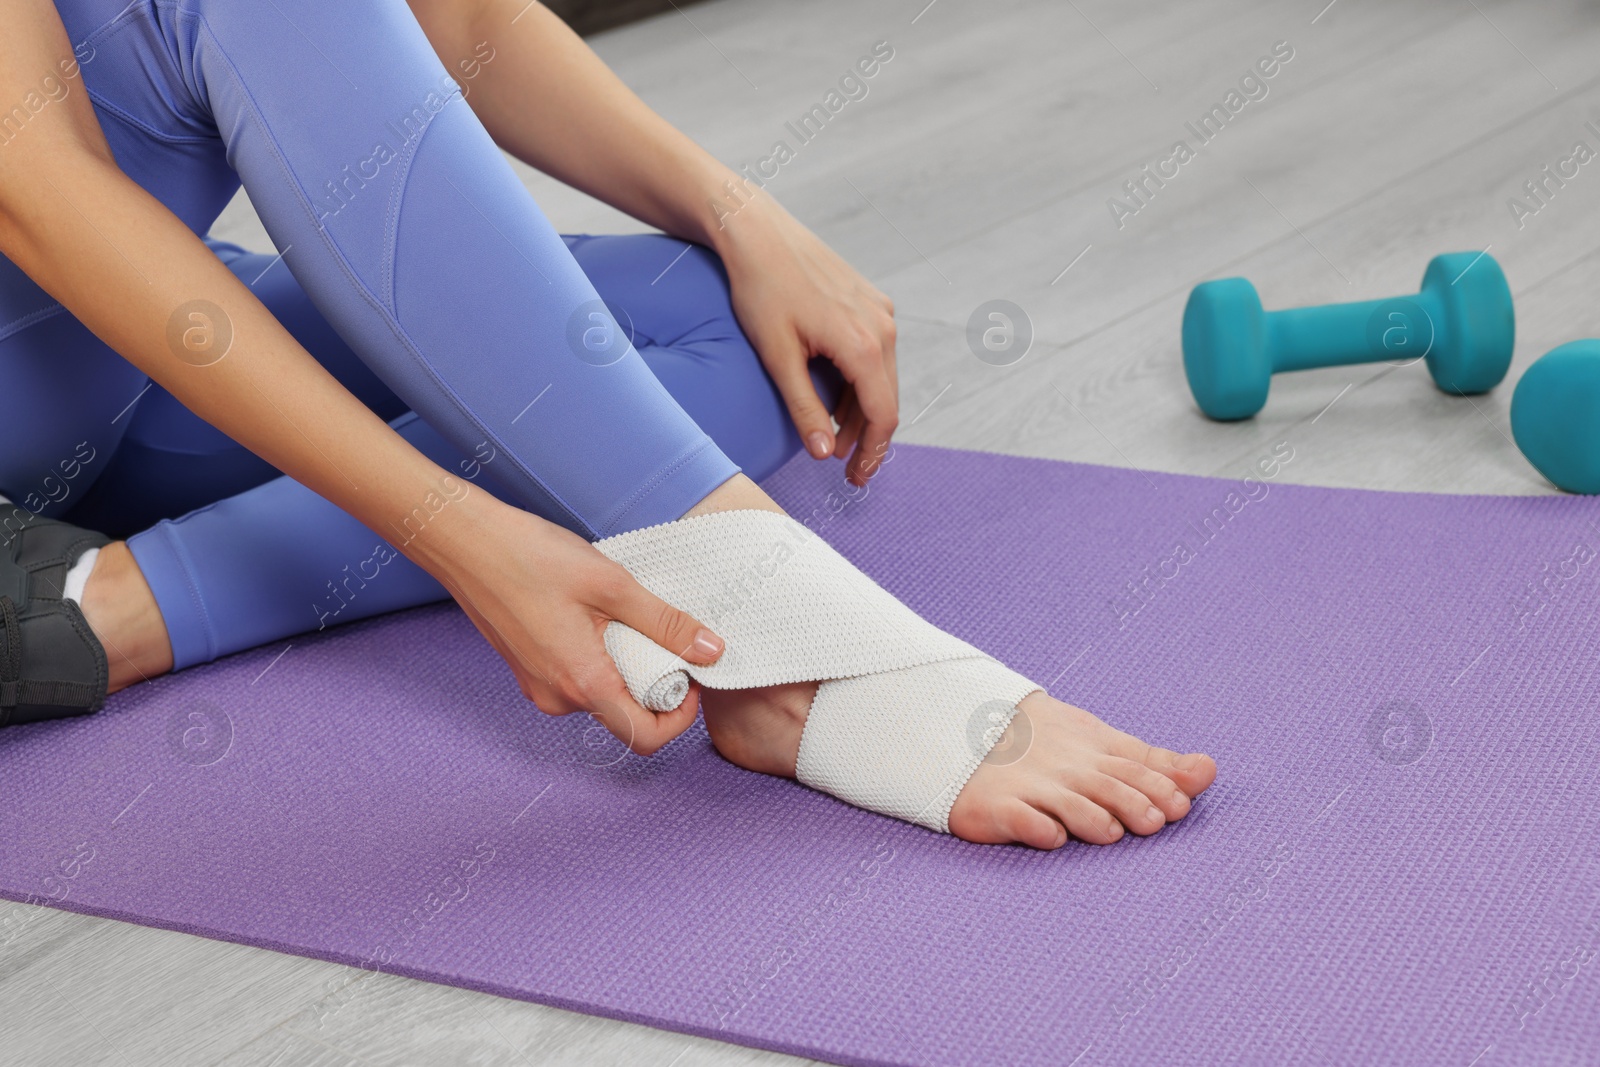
left=3, top=444, right=1599, bottom=1067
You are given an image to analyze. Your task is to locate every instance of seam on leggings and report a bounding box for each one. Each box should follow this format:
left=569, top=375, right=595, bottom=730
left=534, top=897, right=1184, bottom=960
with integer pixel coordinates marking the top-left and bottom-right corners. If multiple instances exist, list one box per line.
left=85, top=89, right=218, bottom=145
left=73, top=0, right=149, bottom=59
left=81, top=3, right=216, bottom=141
left=595, top=438, right=717, bottom=537
left=0, top=304, right=69, bottom=346
left=379, top=100, right=445, bottom=316
left=186, top=16, right=597, bottom=538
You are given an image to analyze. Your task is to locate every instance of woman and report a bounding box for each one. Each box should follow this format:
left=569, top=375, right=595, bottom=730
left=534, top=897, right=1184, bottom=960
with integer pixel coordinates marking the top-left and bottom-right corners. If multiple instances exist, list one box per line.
left=0, top=0, right=1214, bottom=847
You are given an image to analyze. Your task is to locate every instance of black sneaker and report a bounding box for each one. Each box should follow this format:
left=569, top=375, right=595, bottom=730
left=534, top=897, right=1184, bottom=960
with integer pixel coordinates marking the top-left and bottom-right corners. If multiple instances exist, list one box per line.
left=0, top=506, right=111, bottom=727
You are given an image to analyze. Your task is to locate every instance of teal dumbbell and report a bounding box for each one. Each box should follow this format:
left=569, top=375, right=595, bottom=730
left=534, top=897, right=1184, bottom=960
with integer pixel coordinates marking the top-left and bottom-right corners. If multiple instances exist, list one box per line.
left=1512, top=340, right=1600, bottom=494
left=1182, top=252, right=1516, bottom=420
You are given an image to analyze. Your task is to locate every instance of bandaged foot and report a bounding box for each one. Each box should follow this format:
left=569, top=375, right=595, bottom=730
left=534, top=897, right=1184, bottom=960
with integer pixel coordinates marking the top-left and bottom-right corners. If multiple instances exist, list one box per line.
left=596, top=509, right=1215, bottom=839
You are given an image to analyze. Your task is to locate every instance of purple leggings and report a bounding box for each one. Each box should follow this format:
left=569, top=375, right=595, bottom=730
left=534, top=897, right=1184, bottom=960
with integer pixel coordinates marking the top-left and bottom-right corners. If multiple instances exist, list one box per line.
left=0, top=0, right=838, bottom=668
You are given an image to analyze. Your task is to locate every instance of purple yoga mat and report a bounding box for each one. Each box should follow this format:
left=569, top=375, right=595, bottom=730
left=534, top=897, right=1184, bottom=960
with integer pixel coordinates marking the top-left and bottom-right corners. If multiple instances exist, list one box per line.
left=3, top=444, right=1599, bottom=1066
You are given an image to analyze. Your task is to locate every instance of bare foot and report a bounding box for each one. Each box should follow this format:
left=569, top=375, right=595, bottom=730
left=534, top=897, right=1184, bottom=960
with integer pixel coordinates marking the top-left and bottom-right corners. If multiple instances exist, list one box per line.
left=945, top=694, right=1216, bottom=848
left=689, top=475, right=1218, bottom=848
left=77, top=541, right=174, bottom=693
left=703, top=684, right=1215, bottom=848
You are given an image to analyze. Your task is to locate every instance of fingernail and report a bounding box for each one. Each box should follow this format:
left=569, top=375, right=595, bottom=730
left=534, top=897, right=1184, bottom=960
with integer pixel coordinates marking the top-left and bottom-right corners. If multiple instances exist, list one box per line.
left=691, top=628, right=723, bottom=659
left=806, top=431, right=831, bottom=458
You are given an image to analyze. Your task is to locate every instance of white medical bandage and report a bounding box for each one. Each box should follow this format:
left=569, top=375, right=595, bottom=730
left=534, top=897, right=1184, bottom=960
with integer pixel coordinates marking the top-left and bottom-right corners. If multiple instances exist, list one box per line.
left=594, top=510, right=1041, bottom=833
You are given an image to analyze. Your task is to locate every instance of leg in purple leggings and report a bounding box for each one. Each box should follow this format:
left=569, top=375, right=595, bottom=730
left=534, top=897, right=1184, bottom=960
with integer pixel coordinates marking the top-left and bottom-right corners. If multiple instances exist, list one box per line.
left=0, top=0, right=838, bottom=668
left=39, top=0, right=723, bottom=531
left=53, top=234, right=841, bottom=669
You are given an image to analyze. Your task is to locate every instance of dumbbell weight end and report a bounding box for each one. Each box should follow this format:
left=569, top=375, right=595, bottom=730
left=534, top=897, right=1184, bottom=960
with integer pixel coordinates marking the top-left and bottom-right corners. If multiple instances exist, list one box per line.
left=1511, top=340, right=1600, bottom=495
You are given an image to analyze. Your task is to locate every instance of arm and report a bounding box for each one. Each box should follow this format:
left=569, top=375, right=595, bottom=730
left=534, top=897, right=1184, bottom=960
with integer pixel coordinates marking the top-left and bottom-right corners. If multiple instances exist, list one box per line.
left=0, top=1, right=721, bottom=750
left=0, top=13, right=434, bottom=545
left=409, top=0, right=900, bottom=485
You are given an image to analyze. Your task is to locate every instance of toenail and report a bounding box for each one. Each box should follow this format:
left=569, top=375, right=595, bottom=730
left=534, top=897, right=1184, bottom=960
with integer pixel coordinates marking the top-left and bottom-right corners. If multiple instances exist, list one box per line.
left=1177, top=754, right=1200, bottom=771
left=1145, top=806, right=1162, bottom=823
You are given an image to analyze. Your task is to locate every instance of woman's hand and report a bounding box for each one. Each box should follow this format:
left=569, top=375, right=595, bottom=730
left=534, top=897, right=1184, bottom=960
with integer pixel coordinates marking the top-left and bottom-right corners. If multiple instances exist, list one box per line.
left=715, top=201, right=900, bottom=487
left=1, top=3, right=721, bottom=756
left=422, top=491, right=725, bottom=755
left=410, top=1, right=900, bottom=485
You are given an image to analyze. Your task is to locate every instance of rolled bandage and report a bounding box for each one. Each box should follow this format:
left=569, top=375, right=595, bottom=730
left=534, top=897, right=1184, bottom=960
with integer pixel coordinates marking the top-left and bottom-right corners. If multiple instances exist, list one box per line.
left=594, top=510, right=1041, bottom=833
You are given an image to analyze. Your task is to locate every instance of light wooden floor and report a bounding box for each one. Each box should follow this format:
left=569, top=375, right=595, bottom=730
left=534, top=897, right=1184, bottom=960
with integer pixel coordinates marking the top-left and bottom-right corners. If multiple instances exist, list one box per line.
left=8, top=0, right=1600, bottom=1063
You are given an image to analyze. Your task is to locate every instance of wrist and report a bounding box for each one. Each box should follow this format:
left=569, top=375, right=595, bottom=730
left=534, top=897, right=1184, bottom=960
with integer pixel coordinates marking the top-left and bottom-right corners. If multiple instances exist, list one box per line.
left=375, top=467, right=513, bottom=582
left=695, top=172, right=794, bottom=260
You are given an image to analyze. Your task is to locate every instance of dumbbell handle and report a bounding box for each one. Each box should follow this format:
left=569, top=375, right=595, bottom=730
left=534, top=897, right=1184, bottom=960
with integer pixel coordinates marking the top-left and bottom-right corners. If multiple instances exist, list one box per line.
left=1268, top=293, right=1440, bottom=372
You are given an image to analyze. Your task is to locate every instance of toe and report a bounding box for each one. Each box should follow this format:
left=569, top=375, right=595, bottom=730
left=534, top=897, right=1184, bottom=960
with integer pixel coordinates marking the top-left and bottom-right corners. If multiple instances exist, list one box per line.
left=1003, top=802, right=1070, bottom=850
left=1114, top=738, right=1218, bottom=799
left=1169, top=752, right=1218, bottom=797
left=1031, top=786, right=1124, bottom=846
left=1081, top=774, right=1168, bottom=836
left=950, top=796, right=1066, bottom=849
left=1046, top=697, right=1216, bottom=800
left=1103, top=756, right=1191, bottom=822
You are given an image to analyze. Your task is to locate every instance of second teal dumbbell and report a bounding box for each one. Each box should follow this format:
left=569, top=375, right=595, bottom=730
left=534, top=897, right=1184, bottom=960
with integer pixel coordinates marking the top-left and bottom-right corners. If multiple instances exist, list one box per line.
left=1182, top=252, right=1516, bottom=420
left=1512, top=340, right=1600, bottom=494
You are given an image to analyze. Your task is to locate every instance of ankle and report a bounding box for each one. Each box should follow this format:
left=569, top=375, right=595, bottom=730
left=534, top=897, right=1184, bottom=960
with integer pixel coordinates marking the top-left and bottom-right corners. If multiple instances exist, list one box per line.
left=685, top=474, right=787, bottom=519
left=78, top=542, right=174, bottom=692
left=701, top=681, right=813, bottom=778
left=668, top=482, right=810, bottom=775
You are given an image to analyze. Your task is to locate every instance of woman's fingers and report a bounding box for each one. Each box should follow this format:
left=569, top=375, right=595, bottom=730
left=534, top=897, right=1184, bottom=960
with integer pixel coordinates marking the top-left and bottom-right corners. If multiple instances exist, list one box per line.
left=880, top=298, right=899, bottom=406
left=762, top=330, right=838, bottom=460
left=592, top=671, right=697, bottom=755
left=599, top=562, right=724, bottom=667
left=581, top=561, right=727, bottom=753
left=440, top=507, right=710, bottom=757
left=831, top=387, right=862, bottom=460
left=720, top=217, right=898, bottom=475
left=810, top=307, right=896, bottom=486
left=578, top=668, right=701, bottom=755
left=843, top=353, right=898, bottom=486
